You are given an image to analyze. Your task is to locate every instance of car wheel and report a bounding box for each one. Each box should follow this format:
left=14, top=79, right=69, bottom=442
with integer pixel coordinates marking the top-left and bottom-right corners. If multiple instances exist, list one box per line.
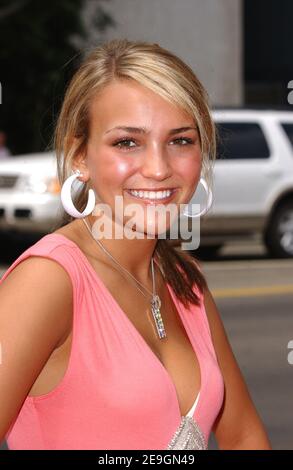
left=264, top=201, right=293, bottom=258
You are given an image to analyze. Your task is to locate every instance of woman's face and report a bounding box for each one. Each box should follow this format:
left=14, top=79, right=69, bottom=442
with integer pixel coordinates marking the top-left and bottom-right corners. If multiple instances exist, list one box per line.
left=82, top=79, right=202, bottom=237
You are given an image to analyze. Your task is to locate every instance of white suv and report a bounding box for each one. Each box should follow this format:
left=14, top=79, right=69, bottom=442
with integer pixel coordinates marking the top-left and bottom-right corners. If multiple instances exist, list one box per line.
left=199, top=109, right=293, bottom=258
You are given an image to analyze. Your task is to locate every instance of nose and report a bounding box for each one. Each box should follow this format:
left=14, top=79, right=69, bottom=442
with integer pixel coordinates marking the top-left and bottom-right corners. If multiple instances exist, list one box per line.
left=140, top=143, right=172, bottom=180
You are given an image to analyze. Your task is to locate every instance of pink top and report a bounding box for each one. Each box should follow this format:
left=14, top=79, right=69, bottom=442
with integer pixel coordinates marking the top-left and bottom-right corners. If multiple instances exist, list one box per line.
left=1, top=233, right=224, bottom=450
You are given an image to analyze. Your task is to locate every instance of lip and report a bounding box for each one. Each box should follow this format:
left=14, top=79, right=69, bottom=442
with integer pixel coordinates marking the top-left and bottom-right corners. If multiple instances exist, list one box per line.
left=125, top=188, right=178, bottom=205
left=126, top=187, right=178, bottom=191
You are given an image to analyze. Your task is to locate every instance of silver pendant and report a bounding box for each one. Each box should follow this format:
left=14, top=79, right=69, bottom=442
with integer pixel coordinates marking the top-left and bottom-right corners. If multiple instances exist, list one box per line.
left=166, top=415, right=207, bottom=450
left=151, top=294, right=166, bottom=339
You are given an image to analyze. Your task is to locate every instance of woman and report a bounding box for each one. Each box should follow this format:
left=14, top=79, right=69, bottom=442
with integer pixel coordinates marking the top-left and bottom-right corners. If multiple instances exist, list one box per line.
left=0, top=39, right=271, bottom=450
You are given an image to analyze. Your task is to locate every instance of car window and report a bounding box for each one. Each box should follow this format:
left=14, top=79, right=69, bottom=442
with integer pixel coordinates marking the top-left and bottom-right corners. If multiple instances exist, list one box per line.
left=281, top=123, right=293, bottom=149
left=215, top=122, right=270, bottom=160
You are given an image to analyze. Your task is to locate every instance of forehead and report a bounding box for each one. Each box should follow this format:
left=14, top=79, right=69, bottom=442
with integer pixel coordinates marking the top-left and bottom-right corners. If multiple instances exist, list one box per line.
left=88, top=80, right=195, bottom=130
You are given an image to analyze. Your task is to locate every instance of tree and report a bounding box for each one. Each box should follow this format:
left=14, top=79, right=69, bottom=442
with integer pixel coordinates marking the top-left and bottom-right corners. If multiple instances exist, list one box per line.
left=0, top=0, right=114, bottom=154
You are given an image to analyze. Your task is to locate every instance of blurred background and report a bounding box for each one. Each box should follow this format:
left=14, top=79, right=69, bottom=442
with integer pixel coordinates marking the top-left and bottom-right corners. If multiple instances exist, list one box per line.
left=0, top=0, right=293, bottom=450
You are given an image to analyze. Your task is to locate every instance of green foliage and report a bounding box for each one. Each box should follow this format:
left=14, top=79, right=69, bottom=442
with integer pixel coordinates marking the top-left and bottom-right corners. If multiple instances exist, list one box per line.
left=0, top=0, right=112, bottom=154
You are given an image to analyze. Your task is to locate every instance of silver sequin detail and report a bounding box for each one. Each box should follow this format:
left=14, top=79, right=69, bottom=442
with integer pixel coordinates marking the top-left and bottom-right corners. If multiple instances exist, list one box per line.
left=166, top=415, right=207, bottom=450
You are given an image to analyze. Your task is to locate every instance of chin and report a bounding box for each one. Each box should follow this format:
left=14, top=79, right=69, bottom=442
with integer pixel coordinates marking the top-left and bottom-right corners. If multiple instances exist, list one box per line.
left=131, top=222, right=171, bottom=239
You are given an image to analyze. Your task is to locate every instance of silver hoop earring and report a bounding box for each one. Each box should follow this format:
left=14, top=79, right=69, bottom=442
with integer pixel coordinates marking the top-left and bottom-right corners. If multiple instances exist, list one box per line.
left=182, top=177, right=213, bottom=218
left=60, top=169, right=96, bottom=218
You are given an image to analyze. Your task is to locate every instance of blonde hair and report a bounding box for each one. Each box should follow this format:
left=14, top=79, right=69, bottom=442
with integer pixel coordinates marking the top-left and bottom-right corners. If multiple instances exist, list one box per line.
left=53, top=38, right=217, bottom=307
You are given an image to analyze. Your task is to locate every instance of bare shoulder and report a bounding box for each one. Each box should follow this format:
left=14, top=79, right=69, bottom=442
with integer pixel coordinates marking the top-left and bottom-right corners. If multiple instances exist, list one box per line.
left=0, top=255, right=74, bottom=440
left=0, top=254, right=73, bottom=346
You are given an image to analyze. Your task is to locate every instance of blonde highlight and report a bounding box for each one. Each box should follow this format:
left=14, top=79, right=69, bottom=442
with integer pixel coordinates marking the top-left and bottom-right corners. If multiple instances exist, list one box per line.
left=53, top=38, right=217, bottom=307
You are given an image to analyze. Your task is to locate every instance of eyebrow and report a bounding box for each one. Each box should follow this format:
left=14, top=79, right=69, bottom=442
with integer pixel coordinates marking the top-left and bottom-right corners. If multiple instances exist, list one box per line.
left=105, top=126, right=198, bottom=135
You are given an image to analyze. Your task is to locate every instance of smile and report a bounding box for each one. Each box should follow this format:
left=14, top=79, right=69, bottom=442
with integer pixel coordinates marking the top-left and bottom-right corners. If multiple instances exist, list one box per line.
left=125, top=188, right=177, bottom=203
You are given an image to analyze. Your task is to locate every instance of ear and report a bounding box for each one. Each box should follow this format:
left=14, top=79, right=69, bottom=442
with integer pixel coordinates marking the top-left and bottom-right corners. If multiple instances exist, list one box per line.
left=71, top=137, right=90, bottom=182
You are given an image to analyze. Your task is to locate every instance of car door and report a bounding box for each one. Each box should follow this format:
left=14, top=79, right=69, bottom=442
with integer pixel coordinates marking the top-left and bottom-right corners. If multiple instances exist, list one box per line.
left=204, top=114, right=282, bottom=235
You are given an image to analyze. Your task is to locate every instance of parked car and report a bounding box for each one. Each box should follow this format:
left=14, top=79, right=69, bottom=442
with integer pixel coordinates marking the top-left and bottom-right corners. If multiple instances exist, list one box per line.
left=198, top=108, right=293, bottom=258
left=1, top=108, right=293, bottom=258
left=0, top=151, right=62, bottom=234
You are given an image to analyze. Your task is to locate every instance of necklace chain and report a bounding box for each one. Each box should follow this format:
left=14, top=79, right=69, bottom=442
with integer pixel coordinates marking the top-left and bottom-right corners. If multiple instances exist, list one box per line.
left=82, top=217, right=154, bottom=299
left=81, top=216, right=166, bottom=339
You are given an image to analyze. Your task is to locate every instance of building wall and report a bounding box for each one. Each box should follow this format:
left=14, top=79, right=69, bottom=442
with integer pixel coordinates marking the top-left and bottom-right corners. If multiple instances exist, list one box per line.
left=244, top=0, right=293, bottom=105
left=82, top=0, right=243, bottom=106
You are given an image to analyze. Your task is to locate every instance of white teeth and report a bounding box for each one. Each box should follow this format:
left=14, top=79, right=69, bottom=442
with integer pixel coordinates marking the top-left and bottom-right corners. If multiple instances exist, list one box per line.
left=128, top=189, right=173, bottom=200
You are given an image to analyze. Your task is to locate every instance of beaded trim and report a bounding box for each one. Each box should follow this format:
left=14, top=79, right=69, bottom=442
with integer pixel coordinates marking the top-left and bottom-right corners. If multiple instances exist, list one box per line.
left=166, top=416, right=207, bottom=450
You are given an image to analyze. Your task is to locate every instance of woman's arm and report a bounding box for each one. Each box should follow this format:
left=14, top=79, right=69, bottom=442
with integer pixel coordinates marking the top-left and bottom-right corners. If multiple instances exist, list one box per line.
left=0, top=257, right=73, bottom=441
left=202, top=285, right=272, bottom=450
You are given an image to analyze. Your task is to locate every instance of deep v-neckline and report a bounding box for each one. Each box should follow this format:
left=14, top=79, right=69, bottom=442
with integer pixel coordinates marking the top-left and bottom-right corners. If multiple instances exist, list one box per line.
left=48, top=232, right=204, bottom=418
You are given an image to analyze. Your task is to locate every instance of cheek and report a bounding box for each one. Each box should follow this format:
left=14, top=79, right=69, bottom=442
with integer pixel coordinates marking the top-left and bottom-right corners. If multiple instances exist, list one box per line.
left=90, top=150, right=135, bottom=187
left=175, top=157, right=202, bottom=186
left=115, top=161, right=133, bottom=180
